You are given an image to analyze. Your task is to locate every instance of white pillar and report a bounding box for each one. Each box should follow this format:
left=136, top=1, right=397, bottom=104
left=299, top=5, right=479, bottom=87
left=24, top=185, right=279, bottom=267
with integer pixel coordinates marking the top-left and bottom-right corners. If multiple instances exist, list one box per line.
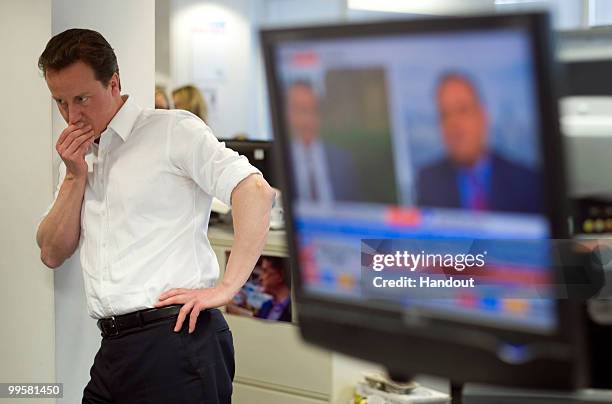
left=0, top=0, right=54, bottom=392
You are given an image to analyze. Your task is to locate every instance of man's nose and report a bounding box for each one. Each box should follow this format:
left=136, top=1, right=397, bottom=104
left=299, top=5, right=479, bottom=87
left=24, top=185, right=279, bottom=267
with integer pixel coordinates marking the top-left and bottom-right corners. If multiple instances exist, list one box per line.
left=68, top=104, right=83, bottom=124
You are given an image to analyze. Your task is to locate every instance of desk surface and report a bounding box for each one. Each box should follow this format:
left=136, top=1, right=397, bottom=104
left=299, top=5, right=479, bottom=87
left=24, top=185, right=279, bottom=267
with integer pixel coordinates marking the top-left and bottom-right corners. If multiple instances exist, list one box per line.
left=208, top=223, right=288, bottom=254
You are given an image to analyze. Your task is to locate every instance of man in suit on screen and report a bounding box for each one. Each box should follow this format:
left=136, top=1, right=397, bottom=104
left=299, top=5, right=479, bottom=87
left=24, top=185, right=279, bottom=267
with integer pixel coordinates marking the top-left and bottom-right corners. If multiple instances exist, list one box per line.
left=416, top=72, right=542, bottom=214
left=286, top=80, right=361, bottom=203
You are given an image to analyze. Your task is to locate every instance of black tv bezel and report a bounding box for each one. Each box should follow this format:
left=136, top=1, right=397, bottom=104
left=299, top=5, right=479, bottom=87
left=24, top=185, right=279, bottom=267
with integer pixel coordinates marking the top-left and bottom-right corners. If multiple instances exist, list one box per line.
left=261, top=12, right=588, bottom=388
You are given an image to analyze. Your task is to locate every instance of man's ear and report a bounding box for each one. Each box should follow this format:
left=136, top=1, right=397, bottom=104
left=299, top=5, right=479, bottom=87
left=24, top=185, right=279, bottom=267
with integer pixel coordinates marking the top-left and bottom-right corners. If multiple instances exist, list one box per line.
left=110, top=72, right=121, bottom=95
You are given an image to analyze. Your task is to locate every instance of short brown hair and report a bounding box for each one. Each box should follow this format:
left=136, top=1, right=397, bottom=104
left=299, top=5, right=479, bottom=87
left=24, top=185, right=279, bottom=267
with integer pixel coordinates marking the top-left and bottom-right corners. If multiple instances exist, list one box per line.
left=38, top=28, right=120, bottom=89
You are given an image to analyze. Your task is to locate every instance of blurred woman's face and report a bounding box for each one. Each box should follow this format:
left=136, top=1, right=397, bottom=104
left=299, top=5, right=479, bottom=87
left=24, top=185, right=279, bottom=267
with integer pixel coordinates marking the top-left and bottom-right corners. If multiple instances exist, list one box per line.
left=155, top=92, right=169, bottom=109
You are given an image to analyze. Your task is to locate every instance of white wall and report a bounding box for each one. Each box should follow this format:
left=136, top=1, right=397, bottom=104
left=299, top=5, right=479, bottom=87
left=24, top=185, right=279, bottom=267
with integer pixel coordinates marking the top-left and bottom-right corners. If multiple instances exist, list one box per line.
left=168, top=0, right=349, bottom=140
left=0, top=1, right=55, bottom=402
left=51, top=1, right=155, bottom=402
left=156, top=0, right=172, bottom=87
left=171, top=0, right=258, bottom=138
left=261, top=0, right=345, bottom=26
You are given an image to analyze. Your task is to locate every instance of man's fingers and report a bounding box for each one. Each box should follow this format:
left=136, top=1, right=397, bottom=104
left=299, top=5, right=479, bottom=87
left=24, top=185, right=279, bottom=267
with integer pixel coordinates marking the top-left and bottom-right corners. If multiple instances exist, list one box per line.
left=188, top=303, right=203, bottom=333
left=158, top=288, right=190, bottom=301
left=57, top=124, right=92, bottom=152
left=57, top=122, right=86, bottom=147
left=174, top=301, right=195, bottom=332
left=155, top=292, right=189, bottom=308
left=76, top=136, right=95, bottom=157
left=64, top=133, right=93, bottom=160
left=64, top=130, right=94, bottom=157
left=57, top=122, right=82, bottom=145
left=57, top=128, right=92, bottom=157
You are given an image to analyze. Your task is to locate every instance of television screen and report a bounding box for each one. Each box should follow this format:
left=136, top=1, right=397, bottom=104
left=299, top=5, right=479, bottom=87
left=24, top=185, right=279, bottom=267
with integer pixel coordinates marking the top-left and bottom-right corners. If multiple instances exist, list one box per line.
left=274, top=23, right=556, bottom=332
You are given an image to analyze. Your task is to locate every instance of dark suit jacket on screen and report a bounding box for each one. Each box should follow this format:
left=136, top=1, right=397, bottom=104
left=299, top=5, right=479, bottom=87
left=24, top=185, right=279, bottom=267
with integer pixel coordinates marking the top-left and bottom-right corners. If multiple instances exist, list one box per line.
left=416, top=152, right=542, bottom=214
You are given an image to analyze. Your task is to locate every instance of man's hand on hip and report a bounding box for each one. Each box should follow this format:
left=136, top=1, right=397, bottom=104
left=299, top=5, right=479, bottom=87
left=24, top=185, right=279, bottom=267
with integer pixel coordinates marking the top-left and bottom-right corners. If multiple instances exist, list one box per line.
left=154, top=286, right=234, bottom=333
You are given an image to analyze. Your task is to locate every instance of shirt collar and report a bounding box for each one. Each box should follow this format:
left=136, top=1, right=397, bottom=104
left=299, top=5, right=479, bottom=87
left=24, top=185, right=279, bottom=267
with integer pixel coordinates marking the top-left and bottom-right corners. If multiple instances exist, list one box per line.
left=293, top=138, right=323, bottom=154
left=106, top=95, right=141, bottom=142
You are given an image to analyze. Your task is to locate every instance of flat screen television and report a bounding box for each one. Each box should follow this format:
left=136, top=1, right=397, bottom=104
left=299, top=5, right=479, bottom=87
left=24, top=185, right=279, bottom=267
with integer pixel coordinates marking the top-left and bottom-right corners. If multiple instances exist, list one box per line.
left=261, top=12, right=589, bottom=389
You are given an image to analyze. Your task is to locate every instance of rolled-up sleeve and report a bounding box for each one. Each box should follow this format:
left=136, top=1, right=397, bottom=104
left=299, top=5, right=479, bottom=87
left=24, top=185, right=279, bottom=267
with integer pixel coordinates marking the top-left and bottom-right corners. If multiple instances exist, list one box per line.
left=168, top=112, right=261, bottom=206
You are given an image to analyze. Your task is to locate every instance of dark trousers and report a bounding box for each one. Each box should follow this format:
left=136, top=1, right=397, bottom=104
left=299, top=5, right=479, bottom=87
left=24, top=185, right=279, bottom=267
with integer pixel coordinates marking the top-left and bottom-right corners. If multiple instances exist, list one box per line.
left=82, top=308, right=235, bottom=404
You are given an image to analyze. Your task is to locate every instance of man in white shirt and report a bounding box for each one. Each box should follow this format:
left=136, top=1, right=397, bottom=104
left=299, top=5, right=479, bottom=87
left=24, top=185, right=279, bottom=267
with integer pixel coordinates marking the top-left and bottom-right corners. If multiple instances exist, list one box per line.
left=35, top=29, right=275, bottom=403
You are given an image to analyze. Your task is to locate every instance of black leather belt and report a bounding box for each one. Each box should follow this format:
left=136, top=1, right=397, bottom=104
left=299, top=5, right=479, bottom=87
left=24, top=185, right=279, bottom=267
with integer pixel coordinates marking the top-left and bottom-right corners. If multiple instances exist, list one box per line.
left=97, top=304, right=183, bottom=338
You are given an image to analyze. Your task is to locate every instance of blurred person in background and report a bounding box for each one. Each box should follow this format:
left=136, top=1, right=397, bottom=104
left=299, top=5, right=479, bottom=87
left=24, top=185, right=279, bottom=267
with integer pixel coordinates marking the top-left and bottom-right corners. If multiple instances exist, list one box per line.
left=287, top=80, right=360, bottom=203
left=155, top=85, right=170, bottom=109
left=254, top=257, right=291, bottom=322
left=173, top=84, right=208, bottom=124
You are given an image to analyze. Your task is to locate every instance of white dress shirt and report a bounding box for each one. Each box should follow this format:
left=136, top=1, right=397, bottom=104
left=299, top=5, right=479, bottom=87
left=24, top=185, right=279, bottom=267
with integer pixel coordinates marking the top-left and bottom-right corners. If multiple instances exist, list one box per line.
left=37, top=95, right=260, bottom=319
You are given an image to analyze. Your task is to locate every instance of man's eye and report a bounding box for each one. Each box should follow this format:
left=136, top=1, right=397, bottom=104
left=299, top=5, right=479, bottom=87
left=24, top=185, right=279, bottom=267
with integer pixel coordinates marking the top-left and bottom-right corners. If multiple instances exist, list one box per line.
left=78, top=97, right=89, bottom=103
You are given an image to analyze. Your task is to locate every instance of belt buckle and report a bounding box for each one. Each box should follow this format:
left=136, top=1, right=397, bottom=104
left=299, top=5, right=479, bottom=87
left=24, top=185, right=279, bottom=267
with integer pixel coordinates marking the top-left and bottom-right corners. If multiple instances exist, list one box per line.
left=102, top=316, right=119, bottom=337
